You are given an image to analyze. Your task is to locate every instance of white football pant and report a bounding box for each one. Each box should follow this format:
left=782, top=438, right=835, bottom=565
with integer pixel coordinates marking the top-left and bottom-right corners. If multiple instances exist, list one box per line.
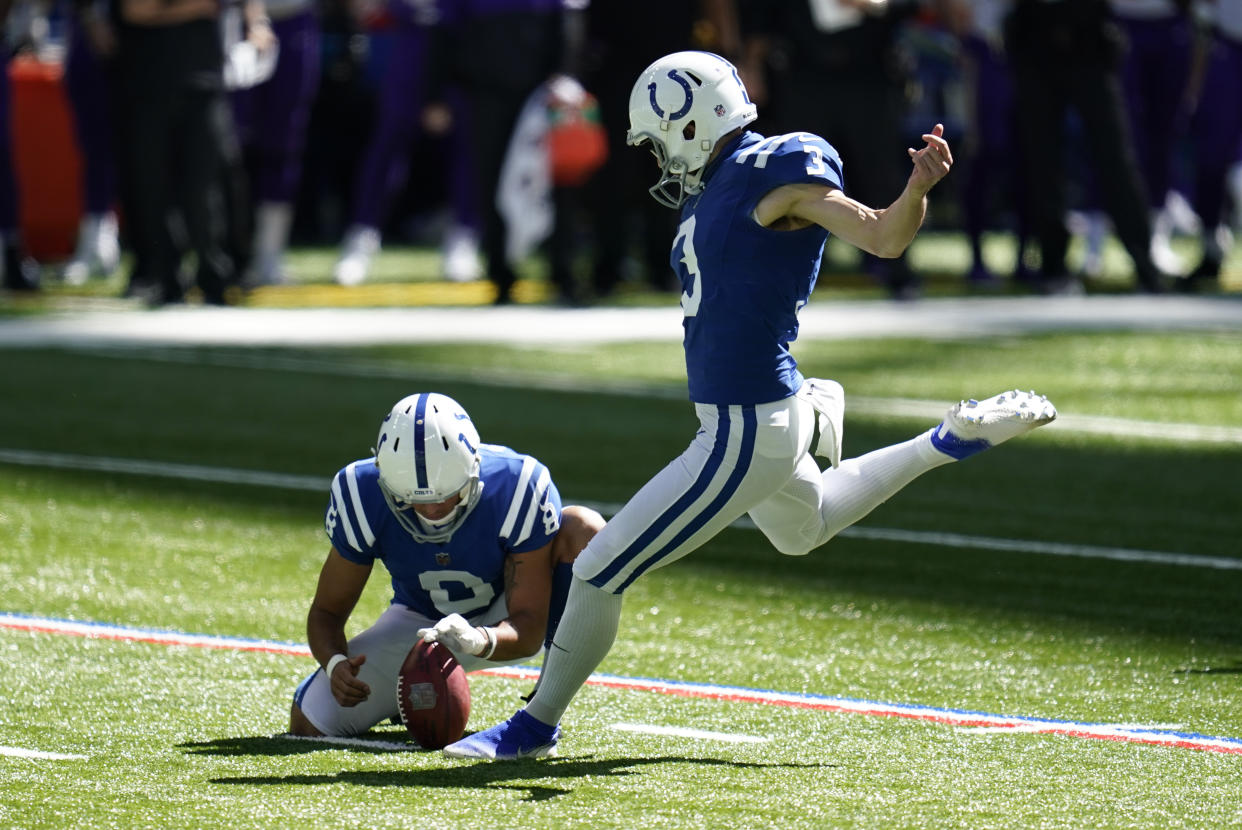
left=293, top=596, right=523, bottom=737
left=528, top=386, right=951, bottom=726
left=574, top=389, right=950, bottom=593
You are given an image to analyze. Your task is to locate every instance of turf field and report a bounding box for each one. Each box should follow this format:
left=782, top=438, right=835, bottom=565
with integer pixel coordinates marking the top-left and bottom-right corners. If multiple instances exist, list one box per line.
left=2, top=296, right=1241, bottom=827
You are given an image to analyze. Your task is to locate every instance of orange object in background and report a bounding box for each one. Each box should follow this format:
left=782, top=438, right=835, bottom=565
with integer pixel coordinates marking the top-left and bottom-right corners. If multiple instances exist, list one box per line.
left=546, top=87, right=608, bottom=188
left=9, top=55, right=82, bottom=261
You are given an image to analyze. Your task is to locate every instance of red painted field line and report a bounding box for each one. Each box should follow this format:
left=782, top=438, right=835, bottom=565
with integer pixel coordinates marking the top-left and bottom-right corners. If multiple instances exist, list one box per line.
left=439, top=665, right=1242, bottom=755
left=6, top=614, right=1241, bottom=756
left=6, top=619, right=312, bottom=656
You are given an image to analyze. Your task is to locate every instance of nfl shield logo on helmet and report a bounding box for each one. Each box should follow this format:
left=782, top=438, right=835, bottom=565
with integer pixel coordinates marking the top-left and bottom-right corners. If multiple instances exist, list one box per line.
left=714, top=104, right=726, bottom=117
left=436, top=551, right=452, bottom=567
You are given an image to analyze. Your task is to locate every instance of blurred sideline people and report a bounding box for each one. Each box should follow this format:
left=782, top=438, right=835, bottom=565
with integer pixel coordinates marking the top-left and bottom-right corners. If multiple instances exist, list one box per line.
left=495, top=72, right=609, bottom=305
left=218, top=0, right=279, bottom=287
left=939, top=0, right=1031, bottom=286
left=230, top=0, right=319, bottom=286
left=286, top=0, right=370, bottom=245
left=0, top=1, right=39, bottom=292
left=1184, top=0, right=1242, bottom=288
left=743, top=0, right=927, bottom=300
left=114, top=0, right=273, bottom=305
left=431, top=0, right=586, bottom=305
left=1110, top=0, right=1194, bottom=276
left=332, top=0, right=482, bottom=287
left=582, top=0, right=741, bottom=298
left=61, top=0, right=121, bottom=285
left=12, top=0, right=1240, bottom=296
left=1005, top=0, right=1170, bottom=293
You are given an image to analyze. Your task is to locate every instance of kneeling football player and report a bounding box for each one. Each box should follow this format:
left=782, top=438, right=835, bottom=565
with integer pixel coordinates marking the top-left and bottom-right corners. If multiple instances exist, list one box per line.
left=288, top=392, right=604, bottom=737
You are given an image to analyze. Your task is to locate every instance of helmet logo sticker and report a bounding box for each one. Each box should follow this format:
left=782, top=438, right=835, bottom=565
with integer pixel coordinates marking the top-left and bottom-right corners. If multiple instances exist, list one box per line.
left=458, top=432, right=477, bottom=455
left=648, top=69, right=693, bottom=120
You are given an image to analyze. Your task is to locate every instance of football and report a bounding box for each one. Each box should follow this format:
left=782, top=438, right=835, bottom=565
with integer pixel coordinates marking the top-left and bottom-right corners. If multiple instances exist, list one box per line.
left=396, top=640, right=470, bottom=749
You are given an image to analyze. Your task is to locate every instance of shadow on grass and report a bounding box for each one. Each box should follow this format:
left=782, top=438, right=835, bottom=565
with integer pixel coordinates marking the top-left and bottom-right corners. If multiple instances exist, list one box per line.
left=209, top=754, right=837, bottom=801
left=1177, top=663, right=1242, bottom=675
left=180, top=730, right=418, bottom=757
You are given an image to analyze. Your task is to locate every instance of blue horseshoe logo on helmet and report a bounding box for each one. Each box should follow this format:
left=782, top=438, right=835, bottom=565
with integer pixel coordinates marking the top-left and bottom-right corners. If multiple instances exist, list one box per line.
left=648, top=69, right=694, bottom=120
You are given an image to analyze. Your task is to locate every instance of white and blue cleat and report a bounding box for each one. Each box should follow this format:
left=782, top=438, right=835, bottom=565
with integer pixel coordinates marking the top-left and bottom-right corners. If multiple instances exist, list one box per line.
left=442, top=710, right=560, bottom=760
left=930, top=390, right=1057, bottom=460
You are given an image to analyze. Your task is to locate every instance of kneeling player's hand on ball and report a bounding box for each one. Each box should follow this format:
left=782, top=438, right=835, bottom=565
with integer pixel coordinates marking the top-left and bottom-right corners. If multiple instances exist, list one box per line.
left=417, top=613, right=487, bottom=657
left=329, top=654, right=370, bottom=707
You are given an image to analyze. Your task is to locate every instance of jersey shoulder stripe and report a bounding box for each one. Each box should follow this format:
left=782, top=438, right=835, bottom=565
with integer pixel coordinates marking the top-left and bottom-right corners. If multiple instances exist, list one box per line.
left=498, top=455, right=537, bottom=540
left=326, top=459, right=380, bottom=557
left=513, top=464, right=555, bottom=547
left=481, top=446, right=561, bottom=551
left=734, top=134, right=790, bottom=169
left=343, top=461, right=376, bottom=547
left=731, top=131, right=844, bottom=191
left=328, top=470, right=362, bottom=553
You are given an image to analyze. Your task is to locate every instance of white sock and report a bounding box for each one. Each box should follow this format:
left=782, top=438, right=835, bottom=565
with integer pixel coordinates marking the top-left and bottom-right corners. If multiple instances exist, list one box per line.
left=74, top=214, right=100, bottom=260
left=255, top=203, right=293, bottom=258
left=818, top=430, right=950, bottom=541
left=524, top=576, right=622, bottom=727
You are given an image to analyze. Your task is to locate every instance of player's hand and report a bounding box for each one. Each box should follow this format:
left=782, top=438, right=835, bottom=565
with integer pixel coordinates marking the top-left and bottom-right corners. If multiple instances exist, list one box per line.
left=421, top=102, right=453, bottom=136
left=417, top=613, right=488, bottom=656
left=328, top=653, right=370, bottom=707
left=247, top=18, right=277, bottom=53
left=906, top=123, right=953, bottom=195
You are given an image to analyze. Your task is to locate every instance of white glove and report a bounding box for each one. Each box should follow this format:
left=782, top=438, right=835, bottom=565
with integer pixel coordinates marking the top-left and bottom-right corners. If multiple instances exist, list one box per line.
left=416, top=613, right=489, bottom=657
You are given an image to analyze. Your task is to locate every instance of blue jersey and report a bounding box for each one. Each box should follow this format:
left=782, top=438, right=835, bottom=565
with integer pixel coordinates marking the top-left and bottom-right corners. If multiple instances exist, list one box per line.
left=673, top=130, right=844, bottom=405
left=323, top=444, right=562, bottom=621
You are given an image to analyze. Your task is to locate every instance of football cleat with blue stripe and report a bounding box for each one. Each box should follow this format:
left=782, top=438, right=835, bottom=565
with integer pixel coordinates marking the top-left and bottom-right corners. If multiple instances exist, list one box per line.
left=930, top=390, right=1057, bottom=460
left=442, top=710, right=559, bottom=761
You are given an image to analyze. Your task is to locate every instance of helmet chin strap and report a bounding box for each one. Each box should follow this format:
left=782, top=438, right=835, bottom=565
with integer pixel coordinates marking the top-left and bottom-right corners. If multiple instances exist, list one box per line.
left=416, top=504, right=464, bottom=532
left=385, top=478, right=485, bottom=543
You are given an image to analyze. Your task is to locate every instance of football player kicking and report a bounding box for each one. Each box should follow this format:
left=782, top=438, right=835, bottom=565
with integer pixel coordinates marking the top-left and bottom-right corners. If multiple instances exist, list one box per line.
left=444, top=51, right=1057, bottom=761
left=288, top=392, right=604, bottom=738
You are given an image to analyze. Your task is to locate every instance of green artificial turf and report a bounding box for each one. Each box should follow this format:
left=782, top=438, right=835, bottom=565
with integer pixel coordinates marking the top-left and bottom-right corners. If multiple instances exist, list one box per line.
left=1, top=330, right=1240, bottom=829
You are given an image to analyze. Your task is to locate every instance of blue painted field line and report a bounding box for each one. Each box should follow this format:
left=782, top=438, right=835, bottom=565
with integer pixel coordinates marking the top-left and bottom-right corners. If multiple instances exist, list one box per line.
left=3, top=611, right=1239, bottom=756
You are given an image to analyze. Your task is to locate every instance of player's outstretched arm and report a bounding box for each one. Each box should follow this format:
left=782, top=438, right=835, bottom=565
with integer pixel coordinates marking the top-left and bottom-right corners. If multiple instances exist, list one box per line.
left=307, top=547, right=374, bottom=706
left=756, top=124, right=953, bottom=258
left=881, top=121, right=954, bottom=248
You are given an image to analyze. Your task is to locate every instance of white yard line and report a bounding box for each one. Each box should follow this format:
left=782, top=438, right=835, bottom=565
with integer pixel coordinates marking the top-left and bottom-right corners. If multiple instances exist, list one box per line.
left=1, top=448, right=1237, bottom=571
left=51, top=346, right=1242, bottom=446
left=274, top=734, right=418, bottom=752
left=610, top=723, right=769, bottom=744
left=0, top=746, right=87, bottom=761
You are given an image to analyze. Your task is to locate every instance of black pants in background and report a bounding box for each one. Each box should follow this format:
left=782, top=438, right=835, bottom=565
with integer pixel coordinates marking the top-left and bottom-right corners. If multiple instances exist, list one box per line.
left=1006, top=0, right=1163, bottom=289
left=121, top=84, right=235, bottom=303
left=455, top=12, right=562, bottom=304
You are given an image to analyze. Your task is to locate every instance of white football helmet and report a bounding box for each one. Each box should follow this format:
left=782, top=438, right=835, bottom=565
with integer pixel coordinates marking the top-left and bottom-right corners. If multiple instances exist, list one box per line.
left=374, top=393, right=483, bottom=543
left=627, top=51, right=757, bottom=209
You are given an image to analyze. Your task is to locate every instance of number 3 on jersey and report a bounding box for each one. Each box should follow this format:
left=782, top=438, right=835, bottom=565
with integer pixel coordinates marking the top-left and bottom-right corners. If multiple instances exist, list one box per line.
left=673, top=214, right=701, bottom=317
